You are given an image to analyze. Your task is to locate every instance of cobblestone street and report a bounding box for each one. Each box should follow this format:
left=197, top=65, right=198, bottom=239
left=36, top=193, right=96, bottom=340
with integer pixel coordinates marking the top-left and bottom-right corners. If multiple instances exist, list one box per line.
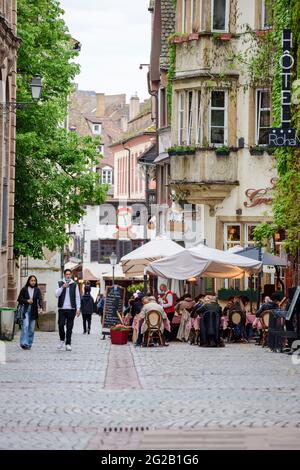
left=1, top=315, right=300, bottom=450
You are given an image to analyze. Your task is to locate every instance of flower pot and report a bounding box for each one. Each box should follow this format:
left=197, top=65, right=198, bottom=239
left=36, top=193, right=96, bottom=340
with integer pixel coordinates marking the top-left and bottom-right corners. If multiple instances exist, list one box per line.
left=250, top=147, right=265, bottom=156
left=215, top=150, right=230, bottom=156
left=110, top=328, right=129, bottom=345
left=219, top=33, right=232, bottom=41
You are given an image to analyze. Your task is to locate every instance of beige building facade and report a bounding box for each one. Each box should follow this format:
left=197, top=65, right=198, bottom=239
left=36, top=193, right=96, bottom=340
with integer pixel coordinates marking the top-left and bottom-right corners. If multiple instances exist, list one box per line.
left=0, top=0, right=20, bottom=307
left=169, top=0, right=277, bottom=259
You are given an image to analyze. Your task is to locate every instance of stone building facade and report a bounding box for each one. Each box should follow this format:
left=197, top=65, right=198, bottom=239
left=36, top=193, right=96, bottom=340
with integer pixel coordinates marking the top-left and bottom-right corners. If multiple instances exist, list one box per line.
left=0, top=0, right=20, bottom=307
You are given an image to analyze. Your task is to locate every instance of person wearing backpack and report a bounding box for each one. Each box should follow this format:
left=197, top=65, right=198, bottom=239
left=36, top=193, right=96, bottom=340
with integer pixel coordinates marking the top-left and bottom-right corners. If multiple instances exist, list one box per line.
left=81, top=284, right=95, bottom=334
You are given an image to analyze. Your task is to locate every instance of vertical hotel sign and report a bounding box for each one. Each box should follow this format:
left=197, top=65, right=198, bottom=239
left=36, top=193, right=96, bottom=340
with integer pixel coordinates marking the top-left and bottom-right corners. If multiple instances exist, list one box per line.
left=269, top=29, right=300, bottom=147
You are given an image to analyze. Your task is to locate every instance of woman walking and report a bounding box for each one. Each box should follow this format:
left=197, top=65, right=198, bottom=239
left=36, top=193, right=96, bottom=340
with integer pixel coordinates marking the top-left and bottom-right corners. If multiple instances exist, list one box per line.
left=81, top=285, right=94, bottom=334
left=17, top=275, right=43, bottom=350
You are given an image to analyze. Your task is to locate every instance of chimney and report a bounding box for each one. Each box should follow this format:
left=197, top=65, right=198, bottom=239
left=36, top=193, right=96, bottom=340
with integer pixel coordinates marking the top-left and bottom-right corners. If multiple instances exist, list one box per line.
left=129, top=93, right=140, bottom=120
left=96, top=93, right=105, bottom=117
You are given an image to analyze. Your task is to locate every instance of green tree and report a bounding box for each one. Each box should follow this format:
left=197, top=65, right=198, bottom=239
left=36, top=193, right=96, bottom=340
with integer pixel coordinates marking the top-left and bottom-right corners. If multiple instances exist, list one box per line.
left=15, top=0, right=107, bottom=259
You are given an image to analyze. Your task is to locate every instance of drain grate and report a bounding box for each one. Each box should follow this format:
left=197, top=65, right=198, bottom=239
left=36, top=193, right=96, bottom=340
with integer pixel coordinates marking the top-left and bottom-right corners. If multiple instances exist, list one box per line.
left=103, top=426, right=151, bottom=433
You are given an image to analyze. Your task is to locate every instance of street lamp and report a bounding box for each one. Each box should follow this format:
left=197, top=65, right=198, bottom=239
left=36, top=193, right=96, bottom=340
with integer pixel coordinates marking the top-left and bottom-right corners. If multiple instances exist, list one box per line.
left=109, top=251, right=117, bottom=290
left=0, top=74, right=42, bottom=111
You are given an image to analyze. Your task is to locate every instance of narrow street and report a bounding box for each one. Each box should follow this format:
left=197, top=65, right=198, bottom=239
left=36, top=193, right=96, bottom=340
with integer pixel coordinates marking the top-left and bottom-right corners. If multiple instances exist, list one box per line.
left=1, top=317, right=300, bottom=450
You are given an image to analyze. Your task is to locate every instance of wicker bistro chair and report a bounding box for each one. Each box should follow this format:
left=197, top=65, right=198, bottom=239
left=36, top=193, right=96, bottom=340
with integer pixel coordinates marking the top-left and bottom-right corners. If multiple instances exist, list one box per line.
left=260, top=310, right=271, bottom=348
left=143, top=310, right=165, bottom=347
left=227, top=311, right=247, bottom=342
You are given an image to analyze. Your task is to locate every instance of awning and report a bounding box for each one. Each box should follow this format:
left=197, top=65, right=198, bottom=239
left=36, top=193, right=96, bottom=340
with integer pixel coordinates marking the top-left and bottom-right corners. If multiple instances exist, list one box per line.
left=232, top=246, right=287, bottom=267
left=154, top=152, right=169, bottom=164
left=64, top=261, right=81, bottom=271
left=146, top=243, right=262, bottom=280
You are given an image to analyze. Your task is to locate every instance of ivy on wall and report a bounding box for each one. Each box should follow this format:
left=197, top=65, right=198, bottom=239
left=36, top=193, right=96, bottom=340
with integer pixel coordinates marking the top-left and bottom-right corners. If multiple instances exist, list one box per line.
left=253, top=0, right=300, bottom=255
left=167, top=38, right=176, bottom=123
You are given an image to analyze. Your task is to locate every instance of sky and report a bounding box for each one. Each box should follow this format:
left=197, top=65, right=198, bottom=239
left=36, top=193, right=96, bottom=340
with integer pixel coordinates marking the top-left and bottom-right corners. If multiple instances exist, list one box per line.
left=59, top=0, right=151, bottom=101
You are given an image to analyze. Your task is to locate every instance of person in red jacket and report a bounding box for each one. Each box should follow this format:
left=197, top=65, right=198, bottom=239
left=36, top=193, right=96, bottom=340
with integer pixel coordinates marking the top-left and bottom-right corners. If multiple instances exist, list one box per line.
left=159, top=283, right=177, bottom=341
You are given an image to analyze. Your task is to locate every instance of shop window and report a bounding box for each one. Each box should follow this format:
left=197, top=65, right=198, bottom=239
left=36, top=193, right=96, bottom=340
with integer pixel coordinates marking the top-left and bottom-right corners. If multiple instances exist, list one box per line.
left=224, top=224, right=241, bottom=250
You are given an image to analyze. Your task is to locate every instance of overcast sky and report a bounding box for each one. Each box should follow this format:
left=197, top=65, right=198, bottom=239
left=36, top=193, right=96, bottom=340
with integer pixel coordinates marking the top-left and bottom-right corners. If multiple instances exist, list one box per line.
left=59, top=0, right=151, bottom=101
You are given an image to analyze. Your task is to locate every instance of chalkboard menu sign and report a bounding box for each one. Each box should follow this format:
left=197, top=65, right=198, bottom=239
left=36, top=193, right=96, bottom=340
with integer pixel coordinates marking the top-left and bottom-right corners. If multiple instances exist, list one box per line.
left=286, top=286, right=300, bottom=321
left=102, top=285, right=125, bottom=335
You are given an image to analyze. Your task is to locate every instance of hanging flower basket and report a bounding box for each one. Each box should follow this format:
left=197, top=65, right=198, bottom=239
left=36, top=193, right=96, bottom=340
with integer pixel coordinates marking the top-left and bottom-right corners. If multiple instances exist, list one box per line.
left=215, top=146, right=230, bottom=156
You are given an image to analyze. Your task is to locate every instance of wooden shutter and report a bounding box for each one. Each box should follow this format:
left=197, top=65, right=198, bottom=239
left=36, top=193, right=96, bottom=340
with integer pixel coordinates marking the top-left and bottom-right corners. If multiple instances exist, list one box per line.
left=90, top=240, right=99, bottom=262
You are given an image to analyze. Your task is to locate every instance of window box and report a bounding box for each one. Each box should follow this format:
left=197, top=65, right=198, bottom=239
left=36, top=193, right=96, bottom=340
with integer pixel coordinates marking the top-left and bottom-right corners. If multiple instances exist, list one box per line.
left=213, top=33, right=232, bottom=42
left=250, top=146, right=265, bottom=156
left=189, top=33, right=199, bottom=41
left=172, top=34, right=189, bottom=44
left=168, top=146, right=196, bottom=156
left=215, top=146, right=230, bottom=156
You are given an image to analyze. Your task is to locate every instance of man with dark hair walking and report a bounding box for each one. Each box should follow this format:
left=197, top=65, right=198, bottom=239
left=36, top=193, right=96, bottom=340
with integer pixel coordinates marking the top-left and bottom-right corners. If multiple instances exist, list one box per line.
left=55, top=269, right=81, bottom=351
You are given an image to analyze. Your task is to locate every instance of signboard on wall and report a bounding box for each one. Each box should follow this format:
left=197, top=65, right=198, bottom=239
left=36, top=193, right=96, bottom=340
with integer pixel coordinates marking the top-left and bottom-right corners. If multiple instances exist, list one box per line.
left=268, top=29, right=300, bottom=147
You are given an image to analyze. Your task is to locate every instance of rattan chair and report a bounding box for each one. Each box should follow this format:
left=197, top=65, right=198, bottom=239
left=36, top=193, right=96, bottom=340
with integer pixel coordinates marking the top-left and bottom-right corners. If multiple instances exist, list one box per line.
left=143, top=310, right=165, bottom=347
left=227, top=311, right=247, bottom=342
left=260, top=310, right=271, bottom=347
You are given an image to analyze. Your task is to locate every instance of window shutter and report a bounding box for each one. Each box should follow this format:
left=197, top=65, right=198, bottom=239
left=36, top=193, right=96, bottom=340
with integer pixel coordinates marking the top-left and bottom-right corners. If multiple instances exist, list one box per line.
left=90, top=240, right=99, bottom=262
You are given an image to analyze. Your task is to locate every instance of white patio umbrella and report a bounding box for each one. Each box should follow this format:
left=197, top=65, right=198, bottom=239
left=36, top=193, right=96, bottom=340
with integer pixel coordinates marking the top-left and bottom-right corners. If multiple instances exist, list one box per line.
left=146, top=243, right=262, bottom=280
left=121, top=237, right=185, bottom=276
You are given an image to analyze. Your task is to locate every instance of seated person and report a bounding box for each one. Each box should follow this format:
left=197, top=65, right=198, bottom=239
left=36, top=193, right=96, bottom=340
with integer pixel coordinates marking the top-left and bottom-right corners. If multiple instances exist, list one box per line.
left=175, top=294, right=195, bottom=342
left=135, top=297, right=167, bottom=346
left=197, top=295, right=223, bottom=347
left=256, top=293, right=281, bottom=318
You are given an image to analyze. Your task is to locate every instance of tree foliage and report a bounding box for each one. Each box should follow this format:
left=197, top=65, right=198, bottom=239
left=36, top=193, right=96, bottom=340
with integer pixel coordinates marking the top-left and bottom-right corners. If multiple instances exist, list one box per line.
left=15, top=0, right=107, bottom=259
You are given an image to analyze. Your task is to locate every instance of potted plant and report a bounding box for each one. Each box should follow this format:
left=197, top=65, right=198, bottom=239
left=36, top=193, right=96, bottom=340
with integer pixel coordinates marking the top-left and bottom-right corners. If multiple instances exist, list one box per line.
left=110, top=324, right=131, bottom=345
left=212, top=32, right=232, bottom=42
left=167, top=145, right=196, bottom=156
left=215, top=145, right=230, bottom=156
left=249, top=146, right=265, bottom=156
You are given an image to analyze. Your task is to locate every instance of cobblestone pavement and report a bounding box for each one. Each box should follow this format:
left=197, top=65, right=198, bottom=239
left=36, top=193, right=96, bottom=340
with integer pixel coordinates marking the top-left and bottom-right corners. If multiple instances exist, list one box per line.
left=0, top=315, right=300, bottom=449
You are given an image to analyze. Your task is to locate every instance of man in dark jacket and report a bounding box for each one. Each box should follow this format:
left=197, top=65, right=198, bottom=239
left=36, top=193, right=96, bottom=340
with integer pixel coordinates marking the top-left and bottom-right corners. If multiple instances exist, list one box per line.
left=55, top=269, right=81, bottom=351
left=256, top=293, right=281, bottom=317
left=197, top=295, right=223, bottom=347
left=81, top=285, right=95, bottom=334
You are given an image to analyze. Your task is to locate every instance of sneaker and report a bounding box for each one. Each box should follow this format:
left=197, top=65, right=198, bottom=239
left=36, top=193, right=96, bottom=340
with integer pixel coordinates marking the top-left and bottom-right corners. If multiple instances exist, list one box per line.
left=66, top=344, right=72, bottom=351
left=57, top=340, right=65, bottom=350
left=88, top=329, right=90, bottom=334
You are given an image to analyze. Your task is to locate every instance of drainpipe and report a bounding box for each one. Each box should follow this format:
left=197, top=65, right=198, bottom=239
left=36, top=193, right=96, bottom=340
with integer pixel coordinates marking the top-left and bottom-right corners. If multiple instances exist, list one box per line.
left=122, top=144, right=131, bottom=200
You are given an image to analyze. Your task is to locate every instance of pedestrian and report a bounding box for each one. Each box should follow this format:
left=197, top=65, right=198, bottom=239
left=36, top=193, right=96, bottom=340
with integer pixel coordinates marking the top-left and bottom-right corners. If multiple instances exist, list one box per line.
left=55, top=269, right=81, bottom=351
left=17, top=275, right=43, bottom=350
left=81, top=285, right=94, bottom=334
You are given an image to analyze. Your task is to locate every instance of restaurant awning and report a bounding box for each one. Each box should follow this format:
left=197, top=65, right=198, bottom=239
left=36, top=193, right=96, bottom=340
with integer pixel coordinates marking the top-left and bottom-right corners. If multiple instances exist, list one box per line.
left=146, top=243, right=262, bottom=280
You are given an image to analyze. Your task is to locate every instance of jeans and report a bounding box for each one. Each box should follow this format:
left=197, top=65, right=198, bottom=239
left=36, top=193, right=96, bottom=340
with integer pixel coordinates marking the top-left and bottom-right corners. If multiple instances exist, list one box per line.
left=58, top=309, right=76, bottom=345
left=82, top=314, right=92, bottom=333
left=20, top=306, right=36, bottom=348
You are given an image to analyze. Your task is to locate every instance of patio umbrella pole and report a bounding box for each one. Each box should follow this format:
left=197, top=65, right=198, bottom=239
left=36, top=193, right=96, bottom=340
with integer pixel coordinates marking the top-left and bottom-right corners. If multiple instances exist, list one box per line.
left=256, top=246, right=263, bottom=311
left=143, top=269, right=148, bottom=294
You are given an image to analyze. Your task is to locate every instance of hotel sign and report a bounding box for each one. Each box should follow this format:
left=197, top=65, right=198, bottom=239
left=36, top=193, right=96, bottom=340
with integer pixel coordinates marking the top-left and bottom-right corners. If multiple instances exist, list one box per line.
left=268, top=29, right=300, bottom=147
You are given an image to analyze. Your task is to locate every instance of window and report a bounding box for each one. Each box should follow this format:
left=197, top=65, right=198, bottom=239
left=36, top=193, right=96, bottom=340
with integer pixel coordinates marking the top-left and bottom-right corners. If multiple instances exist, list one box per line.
left=191, top=0, right=196, bottom=32
left=186, top=91, right=194, bottom=145
left=224, top=224, right=241, bottom=250
left=262, top=0, right=273, bottom=29
left=196, top=90, right=201, bottom=144
left=210, top=90, right=227, bottom=145
left=90, top=240, right=117, bottom=263
left=1, top=177, right=8, bottom=246
left=92, top=124, right=101, bottom=135
left=256, top=90, right=271, bottom=145
left=160, top=88, right=167, bottom=128
left=97, top=144, right=104, bottom=154
left=99, top=204, right=116, bottom=225
left=212, top=0, right=228, bottom=32
left=182, top=0, right=187, bottom=32
left=102, top=167, right=113, bottom=185
left=178, top=92, right=185, bottom=144
left=245, top=224, right=257, bottom=247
